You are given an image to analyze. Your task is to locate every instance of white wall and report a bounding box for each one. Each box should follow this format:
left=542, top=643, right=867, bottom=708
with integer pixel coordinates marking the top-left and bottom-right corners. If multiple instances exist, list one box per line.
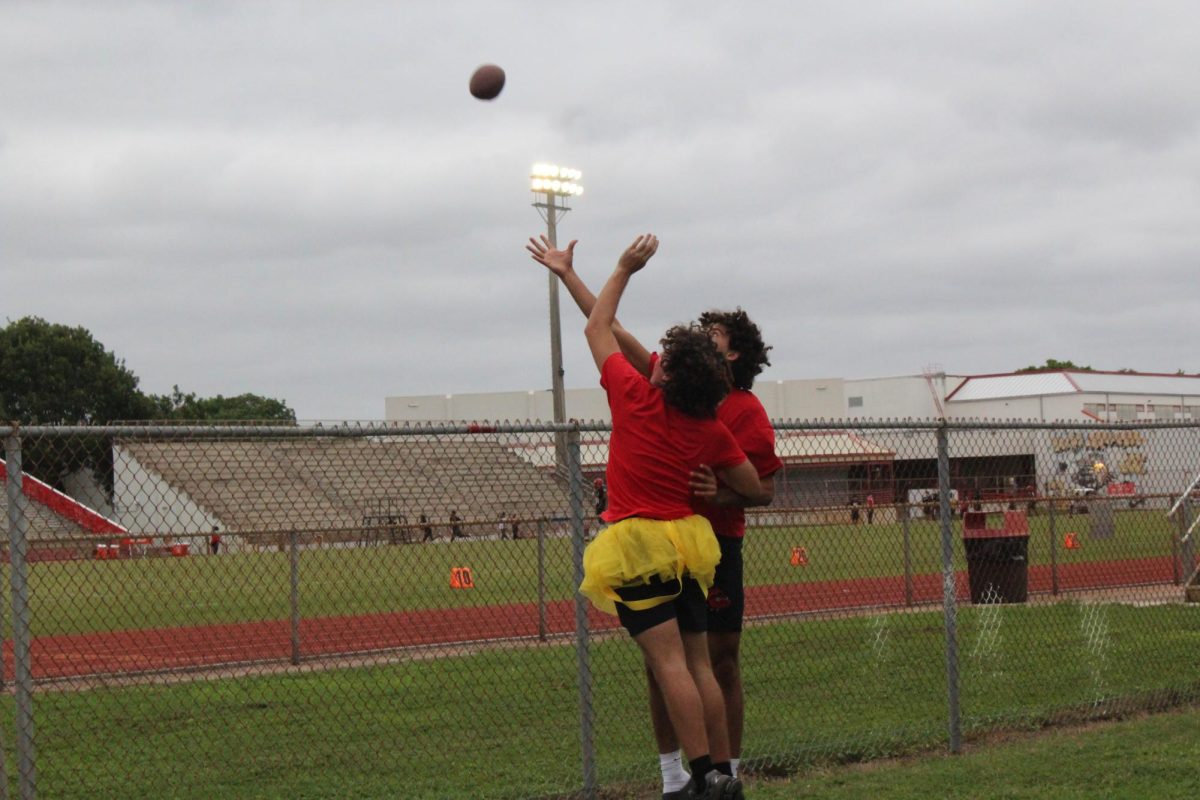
left=755, top=378, right=845, bottom=420
left=948, top=396, right=1046, bottom=421
left=386, top=388, right=613, bottom=423
left=63, top=466, right=114, bottom=518
left=113, top=446, right=220, bottom=538
left=845, top=375, right=948, bottom=420
left=386, top=378, right=846, bottom=423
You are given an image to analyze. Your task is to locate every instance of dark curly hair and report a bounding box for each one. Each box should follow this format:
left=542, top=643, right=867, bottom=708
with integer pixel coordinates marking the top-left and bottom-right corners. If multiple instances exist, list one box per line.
left=658, top=324, right=730, bottom=418
left=697, top=308, right=771, bottom=390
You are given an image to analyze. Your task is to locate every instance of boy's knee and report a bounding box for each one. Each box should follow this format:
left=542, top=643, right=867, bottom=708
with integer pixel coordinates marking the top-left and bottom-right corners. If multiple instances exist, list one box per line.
left=709, top=640, right=741, bottom=681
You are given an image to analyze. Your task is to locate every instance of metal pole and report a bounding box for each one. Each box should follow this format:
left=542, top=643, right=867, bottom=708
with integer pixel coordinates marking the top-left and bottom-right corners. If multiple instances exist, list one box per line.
left=936, top=423, right=962, bottom=753
left=1172, top=513, right=1182, bottom=586
left=537, top=518, right=548, bottom=641
left=901, top=503, right=913, bottom=607
left=1180, top=499, right=1196, bottom=584
left=289, top=530, right=301, bottom=666
left=545, top=197, right=569, bottom=479
left=0, top=439, right=13, bottom=798
left=566, top=429, right=596, bottom=799
left=1048, top=494, right=1059, bottom=596
left=4, top=432, right=38, bottom=799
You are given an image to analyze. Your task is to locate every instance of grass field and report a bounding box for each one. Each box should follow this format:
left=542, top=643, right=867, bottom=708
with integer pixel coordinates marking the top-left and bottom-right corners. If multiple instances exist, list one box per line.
left=6, top=600, right=1198, bottom=798
left=13, top=508, right=1180, bottom=638
left=755, top=707, right=1200, bottom=799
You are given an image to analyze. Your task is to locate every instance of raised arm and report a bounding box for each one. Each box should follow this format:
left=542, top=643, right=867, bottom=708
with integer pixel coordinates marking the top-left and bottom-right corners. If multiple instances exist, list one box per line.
left=527, top=235, right=654, bottom=376
left=585, top=234, right=659, bottom=373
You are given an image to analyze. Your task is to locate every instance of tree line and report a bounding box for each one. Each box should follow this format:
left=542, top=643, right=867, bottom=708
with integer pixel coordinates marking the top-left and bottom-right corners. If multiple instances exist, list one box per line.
left=0, top=316, right=295, bottom=493
left=0, top=317, right=295, bottom=425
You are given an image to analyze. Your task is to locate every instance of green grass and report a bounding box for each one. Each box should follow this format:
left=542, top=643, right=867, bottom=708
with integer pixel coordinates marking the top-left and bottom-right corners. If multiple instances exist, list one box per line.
left=754, top=708, right=1200, bottom=799
left=7, top=600, right=1198, bottom=799
left=14, top=508, right=1178, bottom=638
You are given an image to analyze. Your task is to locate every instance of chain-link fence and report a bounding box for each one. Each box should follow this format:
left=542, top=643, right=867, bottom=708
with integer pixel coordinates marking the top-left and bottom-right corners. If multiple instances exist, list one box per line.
left=1, top=419, right=1198, bottom=798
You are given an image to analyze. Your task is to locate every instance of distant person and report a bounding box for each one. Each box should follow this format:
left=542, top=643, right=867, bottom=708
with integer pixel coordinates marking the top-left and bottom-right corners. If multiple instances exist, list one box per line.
left=850, top=499, right=861, bottom=525
left=594, top=478, right=608, bottom=519
left=210, top=526, right=222, bottom=555
left=449, top=510, right=464, bottom=541
left=420, top=513, right=434, bottom=542
left=865, top=494, right=876, bottom=524
left=498, top=512, right=509, bottom=540
left=510, top=514, right=520, bottom=540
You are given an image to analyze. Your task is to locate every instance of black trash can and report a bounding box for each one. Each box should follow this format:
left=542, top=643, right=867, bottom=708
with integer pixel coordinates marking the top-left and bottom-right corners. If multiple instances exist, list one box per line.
left=963, top=533, right=1029, bottom=604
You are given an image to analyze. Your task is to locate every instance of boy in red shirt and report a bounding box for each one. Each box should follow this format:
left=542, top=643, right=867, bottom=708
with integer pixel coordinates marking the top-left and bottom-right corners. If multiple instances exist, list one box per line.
left=529, top=236, right=780, bottom=797
left=578, top=233, right=767, bottom=800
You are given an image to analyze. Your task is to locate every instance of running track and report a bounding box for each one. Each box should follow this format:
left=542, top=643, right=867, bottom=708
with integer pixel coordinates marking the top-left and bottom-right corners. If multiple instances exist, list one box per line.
left=3, top=556, right=1177, bottom=681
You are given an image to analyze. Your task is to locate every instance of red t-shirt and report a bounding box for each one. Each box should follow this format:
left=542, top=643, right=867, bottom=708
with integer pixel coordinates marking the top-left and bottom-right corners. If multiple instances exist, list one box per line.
left=700, top=388, right=783, bottom=538
left=600, top=353, right=746, bottom=522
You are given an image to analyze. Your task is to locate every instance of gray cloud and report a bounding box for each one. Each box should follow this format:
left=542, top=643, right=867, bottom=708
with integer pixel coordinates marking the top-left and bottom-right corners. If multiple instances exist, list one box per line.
left=3, top=1, right=1198, bottom=420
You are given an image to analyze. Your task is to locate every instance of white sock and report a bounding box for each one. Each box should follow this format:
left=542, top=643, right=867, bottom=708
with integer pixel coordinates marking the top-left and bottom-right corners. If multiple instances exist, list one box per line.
left=659, top=750, right=690, bottom=793
left=731, top=758, right=740, bottom=779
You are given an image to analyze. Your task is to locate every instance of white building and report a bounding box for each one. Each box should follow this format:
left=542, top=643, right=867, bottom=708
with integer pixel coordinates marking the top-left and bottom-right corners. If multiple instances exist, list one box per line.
left=386, top=369, right=1200, bottom=425
left=385, top=370, right=1200, bottom=510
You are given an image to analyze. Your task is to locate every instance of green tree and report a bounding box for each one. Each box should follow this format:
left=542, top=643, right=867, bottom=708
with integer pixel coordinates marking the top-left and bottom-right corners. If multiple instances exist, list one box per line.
left=1017, top=358, right=1093, bottom=373
left=0, top=317, right=155, bottom=424
left=148, top=386, right=296, bottom=422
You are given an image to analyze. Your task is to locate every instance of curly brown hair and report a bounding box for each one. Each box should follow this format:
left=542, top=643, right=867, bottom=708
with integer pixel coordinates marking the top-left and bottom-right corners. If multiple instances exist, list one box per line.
left=658, top=324, right=730, bottom=418
left=697, top=308, right=772, bottom=390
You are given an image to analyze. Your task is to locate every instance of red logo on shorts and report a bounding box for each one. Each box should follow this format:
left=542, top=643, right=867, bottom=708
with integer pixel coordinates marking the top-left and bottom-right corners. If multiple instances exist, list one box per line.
left=707, top=587, right=731, bottom=610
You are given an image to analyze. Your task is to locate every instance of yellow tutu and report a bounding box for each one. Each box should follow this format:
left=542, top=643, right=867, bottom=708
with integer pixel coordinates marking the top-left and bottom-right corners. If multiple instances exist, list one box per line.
left=579, top=514, right=721, bottom=616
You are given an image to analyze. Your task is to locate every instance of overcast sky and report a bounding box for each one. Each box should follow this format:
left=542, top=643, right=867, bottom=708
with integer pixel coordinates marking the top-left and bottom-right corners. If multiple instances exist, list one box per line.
left=3, top=1, right=1197, bottom=421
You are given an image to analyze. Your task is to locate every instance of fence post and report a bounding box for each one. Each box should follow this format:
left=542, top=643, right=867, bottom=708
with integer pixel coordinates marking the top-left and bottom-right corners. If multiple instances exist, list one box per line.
left=936, top=422, right=962, bottom=754
left=289, top=530, right=301, bottom=666
left=1047, top=493, right=1059, bottom=596
left=4, top=430, right=38, bottom=799
left=566, top=428, right=596, bottom=799
left=901, top=503, right=913, bottom=607
left=537, top=518, right=548, bottom=642
left=1180, top=499, right=1195, bottom=584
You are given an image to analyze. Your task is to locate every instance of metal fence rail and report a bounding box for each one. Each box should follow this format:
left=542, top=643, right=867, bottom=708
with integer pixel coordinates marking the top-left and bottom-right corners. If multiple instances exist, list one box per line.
left=1, top=419, right=1198, bottom=799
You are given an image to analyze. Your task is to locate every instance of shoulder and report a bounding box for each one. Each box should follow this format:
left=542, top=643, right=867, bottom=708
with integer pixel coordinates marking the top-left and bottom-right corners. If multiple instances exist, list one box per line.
left=601, top=352, right=641, bottom=383
left=602, top=352, right=654, bottom=402
left=719, top=389, right=769, bottom=425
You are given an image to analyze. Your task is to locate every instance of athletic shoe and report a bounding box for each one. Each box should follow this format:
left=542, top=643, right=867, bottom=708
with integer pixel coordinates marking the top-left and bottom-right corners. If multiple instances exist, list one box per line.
left=721, top=775, right=745, bottom=800
left=687, top=771, right=733, bottom=800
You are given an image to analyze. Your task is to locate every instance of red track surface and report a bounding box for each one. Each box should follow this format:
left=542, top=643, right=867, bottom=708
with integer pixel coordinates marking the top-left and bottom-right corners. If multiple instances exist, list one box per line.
left=3, top=556, right=1176, bottom=681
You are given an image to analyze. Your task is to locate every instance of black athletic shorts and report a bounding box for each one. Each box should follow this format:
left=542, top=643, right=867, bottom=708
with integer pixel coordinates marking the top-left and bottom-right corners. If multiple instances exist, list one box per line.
left=705, top=535, right=744, bottom=633
left=615, top=575, right=708, bottom=637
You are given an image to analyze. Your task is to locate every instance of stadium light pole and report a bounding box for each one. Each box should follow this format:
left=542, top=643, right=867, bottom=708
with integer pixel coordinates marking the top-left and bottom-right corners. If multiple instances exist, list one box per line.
left=530, top=164, right=583, bottom=476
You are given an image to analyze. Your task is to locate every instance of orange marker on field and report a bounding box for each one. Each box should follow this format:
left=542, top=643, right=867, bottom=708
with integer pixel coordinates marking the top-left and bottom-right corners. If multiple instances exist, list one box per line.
left=1064, top=532, right=1080, bottom=550
left=790, top=546, right=808, bottom=567
left=450, top=566, right=475, bottom=589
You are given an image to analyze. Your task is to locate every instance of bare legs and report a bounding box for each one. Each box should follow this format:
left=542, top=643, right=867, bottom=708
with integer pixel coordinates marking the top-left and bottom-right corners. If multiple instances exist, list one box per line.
left=649, top=630, right=742, bottom=760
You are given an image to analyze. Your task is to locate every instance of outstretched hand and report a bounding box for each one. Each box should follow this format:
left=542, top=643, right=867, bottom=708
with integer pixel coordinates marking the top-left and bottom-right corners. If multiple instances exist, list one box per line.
left=616, top=234, right=659, bottom=275
left=527, top=235, right=577, bottom=278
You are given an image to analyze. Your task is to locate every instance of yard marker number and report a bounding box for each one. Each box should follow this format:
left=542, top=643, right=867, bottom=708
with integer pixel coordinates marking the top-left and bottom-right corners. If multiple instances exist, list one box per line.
left=450, top=567, right=475, bottom=589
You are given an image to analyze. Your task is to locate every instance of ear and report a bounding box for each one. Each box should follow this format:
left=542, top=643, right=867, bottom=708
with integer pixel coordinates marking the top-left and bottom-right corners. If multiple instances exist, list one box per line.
left=725, top=349, right=741, bottom=362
